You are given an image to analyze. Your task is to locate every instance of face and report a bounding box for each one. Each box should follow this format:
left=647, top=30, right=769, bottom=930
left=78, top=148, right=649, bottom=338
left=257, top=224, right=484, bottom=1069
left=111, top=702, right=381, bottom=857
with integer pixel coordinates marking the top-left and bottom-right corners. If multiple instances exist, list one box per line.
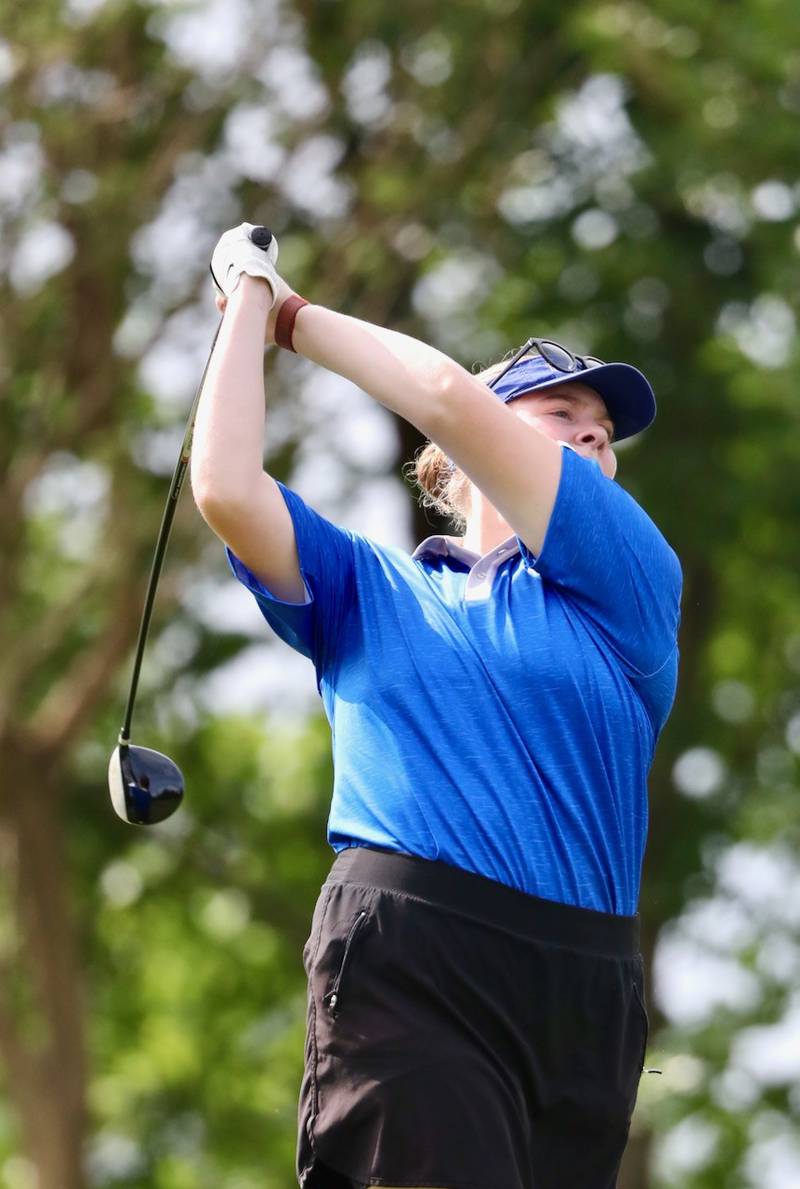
left=509, top=381, right=617, bottom=479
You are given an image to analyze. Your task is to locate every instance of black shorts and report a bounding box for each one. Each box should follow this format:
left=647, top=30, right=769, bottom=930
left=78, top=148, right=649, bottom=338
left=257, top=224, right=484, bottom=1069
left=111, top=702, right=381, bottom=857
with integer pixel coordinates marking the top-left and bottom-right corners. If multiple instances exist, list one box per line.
left=298, top=847, right=649, bottom=1189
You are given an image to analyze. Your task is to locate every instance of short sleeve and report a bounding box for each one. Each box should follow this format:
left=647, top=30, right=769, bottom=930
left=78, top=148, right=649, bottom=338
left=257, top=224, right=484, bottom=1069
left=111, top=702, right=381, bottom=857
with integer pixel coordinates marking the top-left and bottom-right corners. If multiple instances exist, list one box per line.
left=225, top=481, right=356, bottom=685
left=521, top=446, right=682, bottom=678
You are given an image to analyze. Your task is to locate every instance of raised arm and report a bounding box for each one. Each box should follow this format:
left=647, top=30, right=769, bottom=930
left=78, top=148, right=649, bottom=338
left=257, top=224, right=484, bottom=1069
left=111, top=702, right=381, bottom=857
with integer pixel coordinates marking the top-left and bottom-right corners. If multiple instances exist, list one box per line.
left=289, top=303, right=563, bottom=554
left=194, top=218, right=562, bottom=575
left=191, top=276, right=308, bottom=602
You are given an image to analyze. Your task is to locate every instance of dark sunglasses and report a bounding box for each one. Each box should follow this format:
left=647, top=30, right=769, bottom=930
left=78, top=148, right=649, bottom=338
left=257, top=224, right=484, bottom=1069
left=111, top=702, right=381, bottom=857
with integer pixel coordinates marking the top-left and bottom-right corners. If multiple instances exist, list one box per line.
left=487, top=336, right=605, bottom=393
left=530, top=338, right=604, bottom=372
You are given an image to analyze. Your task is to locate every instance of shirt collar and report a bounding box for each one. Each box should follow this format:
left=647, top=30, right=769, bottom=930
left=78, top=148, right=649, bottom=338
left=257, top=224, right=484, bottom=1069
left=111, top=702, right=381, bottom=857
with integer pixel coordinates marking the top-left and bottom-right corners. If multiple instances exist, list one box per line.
left=412, top=534, right=520, bottom=566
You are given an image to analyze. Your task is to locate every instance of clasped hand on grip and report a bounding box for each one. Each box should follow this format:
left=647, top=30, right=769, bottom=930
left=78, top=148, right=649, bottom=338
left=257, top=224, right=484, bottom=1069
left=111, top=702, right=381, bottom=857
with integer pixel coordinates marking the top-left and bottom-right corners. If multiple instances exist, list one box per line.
left=209, top=222, right=280, bottom=302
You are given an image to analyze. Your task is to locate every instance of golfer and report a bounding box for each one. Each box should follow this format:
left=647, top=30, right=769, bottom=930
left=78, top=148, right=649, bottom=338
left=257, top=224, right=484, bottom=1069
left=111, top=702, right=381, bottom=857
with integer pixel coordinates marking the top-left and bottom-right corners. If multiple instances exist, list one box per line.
left=192, top=224, right=682, bottom=1189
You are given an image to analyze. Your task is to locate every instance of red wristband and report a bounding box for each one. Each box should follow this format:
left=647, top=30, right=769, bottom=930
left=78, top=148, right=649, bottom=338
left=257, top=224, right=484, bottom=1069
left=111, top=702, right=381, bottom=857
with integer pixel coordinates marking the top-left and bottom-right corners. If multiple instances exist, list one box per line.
left=275, top=295, right=310, bottom=352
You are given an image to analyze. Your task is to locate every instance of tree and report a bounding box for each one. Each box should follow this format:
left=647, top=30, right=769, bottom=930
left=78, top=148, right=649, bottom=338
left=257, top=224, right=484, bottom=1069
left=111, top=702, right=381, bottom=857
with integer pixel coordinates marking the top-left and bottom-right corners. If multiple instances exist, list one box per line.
left=1, top=0, right=799, bottom=1185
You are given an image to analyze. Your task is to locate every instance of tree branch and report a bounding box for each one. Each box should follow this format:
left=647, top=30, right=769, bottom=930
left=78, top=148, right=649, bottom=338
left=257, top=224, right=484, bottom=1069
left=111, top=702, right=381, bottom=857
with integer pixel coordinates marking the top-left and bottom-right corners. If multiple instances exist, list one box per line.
left=25, top=570, right=183, bottom=762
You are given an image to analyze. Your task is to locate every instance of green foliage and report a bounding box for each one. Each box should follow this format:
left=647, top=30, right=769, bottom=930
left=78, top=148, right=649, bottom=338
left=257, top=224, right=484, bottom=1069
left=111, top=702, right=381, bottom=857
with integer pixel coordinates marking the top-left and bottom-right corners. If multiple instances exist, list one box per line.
left=2, top=0, right=800, bottom=1186
left=70, top=712, right=333, bottom=1188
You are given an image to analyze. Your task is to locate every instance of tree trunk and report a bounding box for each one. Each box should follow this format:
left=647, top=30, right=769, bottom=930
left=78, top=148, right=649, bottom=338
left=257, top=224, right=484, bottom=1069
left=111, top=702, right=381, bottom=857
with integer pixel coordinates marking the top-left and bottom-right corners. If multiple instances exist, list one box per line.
left=0, top=741, right=88, bottom=1189
left=618, top=1128, right=652, bottom=1189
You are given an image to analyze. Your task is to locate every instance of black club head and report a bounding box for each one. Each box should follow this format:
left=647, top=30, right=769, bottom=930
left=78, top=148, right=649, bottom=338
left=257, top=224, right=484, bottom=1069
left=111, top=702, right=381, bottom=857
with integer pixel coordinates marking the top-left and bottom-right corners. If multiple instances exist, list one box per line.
left=249, top=225, right=273, bottom=249
left=108, top=743, right=185, bottom=825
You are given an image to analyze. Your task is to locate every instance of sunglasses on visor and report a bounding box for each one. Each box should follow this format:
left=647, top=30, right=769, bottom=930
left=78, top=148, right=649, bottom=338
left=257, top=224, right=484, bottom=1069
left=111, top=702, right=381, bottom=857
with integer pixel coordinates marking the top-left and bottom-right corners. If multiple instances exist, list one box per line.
left=486, top=337, right=605, bottom=393
left=528, top=338, right=604, bottom=372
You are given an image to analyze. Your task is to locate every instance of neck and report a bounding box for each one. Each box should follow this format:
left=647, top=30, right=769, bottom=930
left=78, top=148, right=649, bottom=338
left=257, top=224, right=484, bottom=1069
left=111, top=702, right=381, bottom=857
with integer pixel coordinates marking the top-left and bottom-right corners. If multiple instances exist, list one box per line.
left=460, top=488, right=512, bottom=555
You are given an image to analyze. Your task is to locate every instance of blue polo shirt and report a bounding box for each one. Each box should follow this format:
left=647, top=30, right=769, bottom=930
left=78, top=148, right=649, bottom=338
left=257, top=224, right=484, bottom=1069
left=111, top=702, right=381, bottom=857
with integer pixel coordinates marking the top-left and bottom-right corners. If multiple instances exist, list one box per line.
left=226, top=446, right=681, bottom=914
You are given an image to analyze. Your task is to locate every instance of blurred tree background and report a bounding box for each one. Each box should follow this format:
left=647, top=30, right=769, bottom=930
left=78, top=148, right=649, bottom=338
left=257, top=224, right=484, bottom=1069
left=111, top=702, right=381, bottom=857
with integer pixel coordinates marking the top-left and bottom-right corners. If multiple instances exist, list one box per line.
left=1, top=0, right=800, bottom=1186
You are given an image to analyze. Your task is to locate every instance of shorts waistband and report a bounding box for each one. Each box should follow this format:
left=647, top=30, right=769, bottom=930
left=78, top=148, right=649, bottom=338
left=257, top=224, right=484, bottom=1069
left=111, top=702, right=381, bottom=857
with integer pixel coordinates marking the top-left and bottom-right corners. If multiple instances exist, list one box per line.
left=327, top=847, right=640, bottom=958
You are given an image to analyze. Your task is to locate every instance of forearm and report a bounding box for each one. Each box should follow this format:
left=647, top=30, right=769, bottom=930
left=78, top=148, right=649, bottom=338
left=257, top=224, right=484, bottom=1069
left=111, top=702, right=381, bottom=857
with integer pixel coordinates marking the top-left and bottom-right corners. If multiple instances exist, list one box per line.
left=290, top=303, right=458, bottom=437
left=191, top=276, right=271, bottom=505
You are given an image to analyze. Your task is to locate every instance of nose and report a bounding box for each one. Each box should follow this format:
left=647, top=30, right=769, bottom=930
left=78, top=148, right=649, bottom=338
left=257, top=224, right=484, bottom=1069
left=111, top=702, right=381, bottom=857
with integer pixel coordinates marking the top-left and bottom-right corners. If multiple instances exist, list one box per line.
left=576, top=423, right=609, bottom=449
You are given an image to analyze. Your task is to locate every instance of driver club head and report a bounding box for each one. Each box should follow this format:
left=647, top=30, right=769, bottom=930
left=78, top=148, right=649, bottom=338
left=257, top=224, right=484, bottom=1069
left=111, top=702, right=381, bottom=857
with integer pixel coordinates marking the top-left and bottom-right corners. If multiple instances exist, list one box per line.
left=108, top=743, right=185, bottom=825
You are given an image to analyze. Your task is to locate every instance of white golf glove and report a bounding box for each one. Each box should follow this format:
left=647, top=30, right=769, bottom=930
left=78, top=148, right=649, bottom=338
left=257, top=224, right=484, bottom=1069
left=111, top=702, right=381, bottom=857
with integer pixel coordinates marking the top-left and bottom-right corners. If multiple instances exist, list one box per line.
left=209, top=222, right=281, bottom=303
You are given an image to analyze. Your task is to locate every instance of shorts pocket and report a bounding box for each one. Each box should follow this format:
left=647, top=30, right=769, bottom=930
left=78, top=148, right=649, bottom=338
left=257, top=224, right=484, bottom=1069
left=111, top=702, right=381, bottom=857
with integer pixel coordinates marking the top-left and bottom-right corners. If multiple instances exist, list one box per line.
left=323, top=907, right=370, bottom=1018
left=302, top=884, right=334, bottom=975
left=631, top=972, right=650, bottom=1073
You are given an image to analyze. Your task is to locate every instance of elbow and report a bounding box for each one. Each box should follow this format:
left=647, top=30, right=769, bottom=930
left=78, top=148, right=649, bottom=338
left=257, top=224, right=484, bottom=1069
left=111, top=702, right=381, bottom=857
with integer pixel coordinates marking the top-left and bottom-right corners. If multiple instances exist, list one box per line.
left=191, top=477, right=227, bottom=526
left=190, top=463, right=223, bottom=513
left=191, top=482, right=251, bottom=541
left=191, top=468, right=253, bottom=517
left=425, top=360, right=470, bottom=436
left=190, top=441, right=264, bottom=509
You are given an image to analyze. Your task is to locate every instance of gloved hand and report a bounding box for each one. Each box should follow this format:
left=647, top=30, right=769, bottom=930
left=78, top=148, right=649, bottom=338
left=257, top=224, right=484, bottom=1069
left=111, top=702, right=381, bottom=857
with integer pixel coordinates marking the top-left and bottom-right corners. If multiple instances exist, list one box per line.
left=209, top=222, right=281, bottom=303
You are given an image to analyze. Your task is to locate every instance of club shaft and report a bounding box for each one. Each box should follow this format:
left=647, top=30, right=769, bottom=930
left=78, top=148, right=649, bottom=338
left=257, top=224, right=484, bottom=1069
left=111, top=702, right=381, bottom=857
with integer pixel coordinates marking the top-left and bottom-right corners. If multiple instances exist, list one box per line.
left=118, top=323, right=528, bottom=743
left=119, top=316, right=224, bottom=744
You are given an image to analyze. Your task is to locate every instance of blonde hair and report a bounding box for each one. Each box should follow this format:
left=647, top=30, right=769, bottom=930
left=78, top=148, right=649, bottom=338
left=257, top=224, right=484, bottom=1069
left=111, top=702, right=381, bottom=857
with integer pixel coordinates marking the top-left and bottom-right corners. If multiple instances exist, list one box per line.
left=404, top=348, right=538, bottom=532
left=403, top=440, right=472, bottom=532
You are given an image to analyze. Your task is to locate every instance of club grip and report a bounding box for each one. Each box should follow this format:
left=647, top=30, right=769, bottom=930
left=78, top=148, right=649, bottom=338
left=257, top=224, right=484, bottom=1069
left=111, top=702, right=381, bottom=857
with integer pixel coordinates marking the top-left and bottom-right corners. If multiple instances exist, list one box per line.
left=249, top=225, right=273, bottom=249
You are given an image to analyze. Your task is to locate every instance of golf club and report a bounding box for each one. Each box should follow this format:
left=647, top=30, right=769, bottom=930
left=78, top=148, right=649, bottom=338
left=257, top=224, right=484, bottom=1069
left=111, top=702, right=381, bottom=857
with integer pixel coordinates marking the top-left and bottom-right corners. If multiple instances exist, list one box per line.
left=107, top=222, right=523, bottom=824
left=108, top=225, right=275, bottom=824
